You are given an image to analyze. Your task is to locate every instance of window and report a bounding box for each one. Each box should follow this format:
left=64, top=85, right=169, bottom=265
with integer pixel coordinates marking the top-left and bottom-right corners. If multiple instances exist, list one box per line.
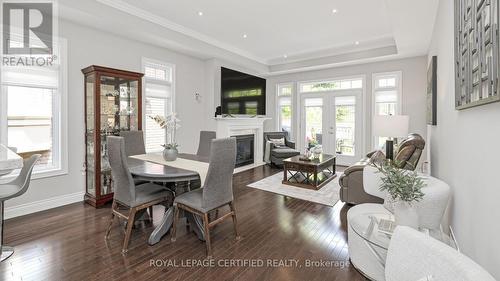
left=299, top=78, right=363, bottom=93
left=372, top=72, right=402, bottom=149
left=142, top=59, right=174, bottom=152
left=276, top=83, right=293, bottom=135
left=0, top=41, right=67, bottom=177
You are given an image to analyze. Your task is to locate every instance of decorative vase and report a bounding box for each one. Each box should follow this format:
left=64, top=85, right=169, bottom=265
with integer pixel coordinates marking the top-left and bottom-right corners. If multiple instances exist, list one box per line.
left=312, top=145, right=322, bottom=158
left=163, top=148, right=178, bottom=161
left=393, top=201, right=419, bottom=229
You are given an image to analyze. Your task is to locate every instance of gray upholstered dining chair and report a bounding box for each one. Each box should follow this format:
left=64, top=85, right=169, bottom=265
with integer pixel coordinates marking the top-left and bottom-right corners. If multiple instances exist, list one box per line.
left=0, top=154, right=40, bottom=262
left=196, top=131, right=216, bottom=157
left=171, top=137, right=239, bottom=258
left=120, top=130, right=146, bottom=156
left=105, top=136, right=172, bottom=253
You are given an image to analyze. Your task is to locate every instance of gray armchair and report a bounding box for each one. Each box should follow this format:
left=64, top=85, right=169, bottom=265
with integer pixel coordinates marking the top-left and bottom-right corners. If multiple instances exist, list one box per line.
left=339, top=133, right=425, bottom=205
left=263, top=131, right=300, bottom=166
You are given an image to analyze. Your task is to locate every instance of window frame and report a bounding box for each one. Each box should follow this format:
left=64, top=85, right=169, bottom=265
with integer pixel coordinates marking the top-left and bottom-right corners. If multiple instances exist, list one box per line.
left=0, top=38, right=68, bottom=180
left=141, top=57, right=176, bottom=152
left=275, top=82, right=294, bottom=137
left=371, top=71, right=403, bottom=149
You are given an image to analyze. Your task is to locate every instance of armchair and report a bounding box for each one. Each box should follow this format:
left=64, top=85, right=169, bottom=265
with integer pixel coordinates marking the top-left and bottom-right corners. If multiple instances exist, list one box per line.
left=263, top=131, right=300, bottom=166
left=339, top=133, right=425, bottom=205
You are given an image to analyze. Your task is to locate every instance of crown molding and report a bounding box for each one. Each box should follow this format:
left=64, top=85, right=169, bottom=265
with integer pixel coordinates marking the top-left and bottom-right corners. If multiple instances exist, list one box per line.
left=95, top=0, right=268, bottom=64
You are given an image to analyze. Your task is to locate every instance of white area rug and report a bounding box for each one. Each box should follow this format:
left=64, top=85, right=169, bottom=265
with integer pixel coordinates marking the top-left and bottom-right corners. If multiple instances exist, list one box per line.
left=247, top=172, right=341, bottom=207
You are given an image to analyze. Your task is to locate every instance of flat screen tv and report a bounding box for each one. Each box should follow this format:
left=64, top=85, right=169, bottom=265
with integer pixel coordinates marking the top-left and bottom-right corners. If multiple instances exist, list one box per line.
left=221, top=67, right=266, bottom=115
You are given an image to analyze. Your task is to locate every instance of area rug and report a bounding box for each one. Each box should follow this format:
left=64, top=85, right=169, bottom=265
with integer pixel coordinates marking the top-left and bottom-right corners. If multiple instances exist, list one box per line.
left=247, top=172, right=341, bottom=207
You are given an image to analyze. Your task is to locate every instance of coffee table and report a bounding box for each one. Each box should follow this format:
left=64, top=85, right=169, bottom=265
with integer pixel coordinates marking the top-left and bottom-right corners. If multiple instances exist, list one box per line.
left=282, top=154, right=336, bottom=190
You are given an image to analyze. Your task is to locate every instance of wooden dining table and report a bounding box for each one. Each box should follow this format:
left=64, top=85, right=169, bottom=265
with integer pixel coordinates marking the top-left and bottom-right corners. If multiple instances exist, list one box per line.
left=127, top=153, right=209, bottom=245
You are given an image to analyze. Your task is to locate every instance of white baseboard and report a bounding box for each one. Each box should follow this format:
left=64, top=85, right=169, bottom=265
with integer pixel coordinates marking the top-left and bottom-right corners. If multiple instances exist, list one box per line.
left=4, top=192, right=85, bottom=220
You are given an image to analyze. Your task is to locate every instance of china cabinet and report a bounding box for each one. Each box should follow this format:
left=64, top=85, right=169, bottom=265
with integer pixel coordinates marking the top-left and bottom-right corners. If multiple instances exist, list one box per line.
left=82, top=65, right=143, bottom=207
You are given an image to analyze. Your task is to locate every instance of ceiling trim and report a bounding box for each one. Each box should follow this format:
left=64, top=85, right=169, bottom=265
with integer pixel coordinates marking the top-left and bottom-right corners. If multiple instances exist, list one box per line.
left=96, top=0, right=268, bottom=64
left=268, top=46, right=399, bottom=75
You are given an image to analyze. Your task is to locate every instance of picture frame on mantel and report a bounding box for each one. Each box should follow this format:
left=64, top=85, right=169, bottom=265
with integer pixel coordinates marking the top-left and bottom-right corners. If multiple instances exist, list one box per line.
left=454, top=0, right=500, bottom=110
left=427, top=56, right=437, bottom=125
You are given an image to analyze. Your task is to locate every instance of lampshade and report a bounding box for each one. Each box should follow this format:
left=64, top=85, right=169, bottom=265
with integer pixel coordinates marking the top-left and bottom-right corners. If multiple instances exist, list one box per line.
left=373, top=115, right=409, bottom=137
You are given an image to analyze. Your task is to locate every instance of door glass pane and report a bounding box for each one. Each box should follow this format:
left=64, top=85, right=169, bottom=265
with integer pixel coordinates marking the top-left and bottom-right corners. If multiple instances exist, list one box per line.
left=304, top=98, right=323, bottom=148
left=335, top=96, right=355, bottom=156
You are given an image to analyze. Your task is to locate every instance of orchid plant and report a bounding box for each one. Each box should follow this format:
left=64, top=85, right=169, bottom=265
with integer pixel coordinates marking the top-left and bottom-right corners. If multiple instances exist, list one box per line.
left=149, top=113, right=181, bottom=150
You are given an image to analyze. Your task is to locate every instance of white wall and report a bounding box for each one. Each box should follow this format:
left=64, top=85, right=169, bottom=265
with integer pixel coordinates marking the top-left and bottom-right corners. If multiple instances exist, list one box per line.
left=266, top=56, right=428, bottom=157
left=5, top=20, right=207, bottom=217
left=428, top=0, right=500, bottom=278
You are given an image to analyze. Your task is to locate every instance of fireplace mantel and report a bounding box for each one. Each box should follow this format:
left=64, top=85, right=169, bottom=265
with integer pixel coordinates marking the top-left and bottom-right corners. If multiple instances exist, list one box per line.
left=213, top=117, right=270, bottom=172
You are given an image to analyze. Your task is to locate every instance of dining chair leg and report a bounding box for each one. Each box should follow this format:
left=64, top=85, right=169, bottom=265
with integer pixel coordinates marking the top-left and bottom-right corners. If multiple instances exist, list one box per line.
left=148, top=206, right=154, bottom=222
left=229, top=202, right=240, bottom=240
left=171, top=205, right=180, bottom=242
left=122, top=207, right=137, bottom=253
left=202, top=212, right=212, bottom=258
left=105, top=201, right=117, bottom=239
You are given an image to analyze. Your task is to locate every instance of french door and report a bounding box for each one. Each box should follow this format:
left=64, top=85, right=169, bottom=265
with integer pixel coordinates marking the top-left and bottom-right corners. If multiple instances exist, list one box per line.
left=299, top=90, right=363, bottom=166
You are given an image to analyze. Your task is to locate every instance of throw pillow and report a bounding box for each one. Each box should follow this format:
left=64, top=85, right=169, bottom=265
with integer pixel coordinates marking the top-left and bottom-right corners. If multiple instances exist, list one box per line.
left=269, top=137, right=285, bottom=147
left=369, top=150, right=386, bottom=166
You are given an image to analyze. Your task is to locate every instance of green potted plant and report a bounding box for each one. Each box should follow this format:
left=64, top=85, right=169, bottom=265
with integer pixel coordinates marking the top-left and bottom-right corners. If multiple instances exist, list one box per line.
left=149, top=113, right=181, bottom=161
left=373, top=160, right=425, bottom=228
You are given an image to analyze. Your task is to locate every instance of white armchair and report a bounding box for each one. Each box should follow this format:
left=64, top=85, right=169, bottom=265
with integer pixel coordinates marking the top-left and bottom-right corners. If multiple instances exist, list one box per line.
left=386, top=226, right=495, bottom=281
left=347, top=165, right=452, bottom=280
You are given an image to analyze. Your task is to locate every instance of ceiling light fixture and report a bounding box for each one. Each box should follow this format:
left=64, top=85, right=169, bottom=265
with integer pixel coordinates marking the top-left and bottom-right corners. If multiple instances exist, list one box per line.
left=283, top=54, right=288, bottom=59
left=243, top=34, right=248, bottom=38
left=355, top=41, right=360, bottom=45
left=332, top=9, right=338, bottom=14
left=198, top=11, right=203, bottom=16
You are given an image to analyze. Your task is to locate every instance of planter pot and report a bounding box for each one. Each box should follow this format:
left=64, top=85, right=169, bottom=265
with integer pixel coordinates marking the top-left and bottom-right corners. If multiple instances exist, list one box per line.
left=163, top=148, right=178, bottom=161
left=393, top=201, right=419, bottom=229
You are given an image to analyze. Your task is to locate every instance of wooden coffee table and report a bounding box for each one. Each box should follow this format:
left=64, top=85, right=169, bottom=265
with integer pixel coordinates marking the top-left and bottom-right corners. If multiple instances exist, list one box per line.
left=282, top=154, right=336, bottom=190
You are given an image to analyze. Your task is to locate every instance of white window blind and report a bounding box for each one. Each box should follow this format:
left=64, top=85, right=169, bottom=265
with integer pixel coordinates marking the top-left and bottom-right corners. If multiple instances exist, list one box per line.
left=142, top=59, right=174, bottom=152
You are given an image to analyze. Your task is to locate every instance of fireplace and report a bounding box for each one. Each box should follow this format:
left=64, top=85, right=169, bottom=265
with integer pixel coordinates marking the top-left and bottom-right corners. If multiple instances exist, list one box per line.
left=233, top=134, right=255, bottom=167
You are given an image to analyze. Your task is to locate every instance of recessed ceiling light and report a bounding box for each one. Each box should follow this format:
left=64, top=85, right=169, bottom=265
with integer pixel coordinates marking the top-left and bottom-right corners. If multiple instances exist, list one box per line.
left=198, top=11, right=203, bottom=16
left=283, top=54, right=288, bottom=59
left=243, top=34, right=248, bottom=38
left=355, top=41, right=360, bottom=45
left=332, top=9, right=338, bottom=14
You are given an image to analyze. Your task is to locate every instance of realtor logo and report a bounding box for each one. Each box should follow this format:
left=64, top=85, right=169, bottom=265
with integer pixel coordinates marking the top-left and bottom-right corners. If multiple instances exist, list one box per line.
left=2, top=2, right=53, bottom=55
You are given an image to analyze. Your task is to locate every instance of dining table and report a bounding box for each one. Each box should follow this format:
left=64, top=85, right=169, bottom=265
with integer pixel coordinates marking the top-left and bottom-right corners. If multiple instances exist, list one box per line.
left=0, top=145, right=23, bottom=176
left=127, top=153, right=209, bottom=245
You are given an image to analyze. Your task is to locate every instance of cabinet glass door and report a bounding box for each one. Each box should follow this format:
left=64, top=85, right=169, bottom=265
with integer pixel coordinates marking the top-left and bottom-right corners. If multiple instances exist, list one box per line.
left=99, top=75, right=139, bottom=196
left=85, top=74, right=96, bottom=197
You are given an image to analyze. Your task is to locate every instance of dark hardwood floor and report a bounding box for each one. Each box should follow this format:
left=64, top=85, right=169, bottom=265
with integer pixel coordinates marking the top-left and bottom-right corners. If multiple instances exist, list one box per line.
left=0, top=165, right=365, bottom=281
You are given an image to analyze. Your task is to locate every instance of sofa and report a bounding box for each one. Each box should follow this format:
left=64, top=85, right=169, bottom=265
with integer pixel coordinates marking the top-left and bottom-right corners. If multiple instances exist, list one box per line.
left=339, top=133, right=425, bottom=205
left=263, top=131, right=300, bottom=166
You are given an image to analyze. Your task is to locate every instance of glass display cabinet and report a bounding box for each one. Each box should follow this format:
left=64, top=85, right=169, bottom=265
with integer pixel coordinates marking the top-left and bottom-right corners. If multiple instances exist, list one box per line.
left=82, top=65, right=143, bottom=207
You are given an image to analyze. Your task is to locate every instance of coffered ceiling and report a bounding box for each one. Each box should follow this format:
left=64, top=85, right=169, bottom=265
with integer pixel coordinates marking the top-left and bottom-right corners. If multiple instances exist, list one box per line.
left=58, top=0, right=439, bottom=74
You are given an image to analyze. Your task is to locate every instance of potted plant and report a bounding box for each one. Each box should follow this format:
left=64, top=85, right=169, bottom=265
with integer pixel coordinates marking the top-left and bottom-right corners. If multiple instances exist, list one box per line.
left=149, top=113, right=181, bottom=161
left=373, top=160, right=425, bottom=228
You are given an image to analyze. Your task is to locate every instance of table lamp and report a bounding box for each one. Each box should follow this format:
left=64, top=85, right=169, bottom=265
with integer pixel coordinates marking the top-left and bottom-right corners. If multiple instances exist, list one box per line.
left=372, top=115, right=409, bottom=160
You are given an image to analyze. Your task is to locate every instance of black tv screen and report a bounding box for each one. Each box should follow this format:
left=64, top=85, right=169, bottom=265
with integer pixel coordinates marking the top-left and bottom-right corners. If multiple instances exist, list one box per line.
left=221, top=67, right=266, bottom=115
